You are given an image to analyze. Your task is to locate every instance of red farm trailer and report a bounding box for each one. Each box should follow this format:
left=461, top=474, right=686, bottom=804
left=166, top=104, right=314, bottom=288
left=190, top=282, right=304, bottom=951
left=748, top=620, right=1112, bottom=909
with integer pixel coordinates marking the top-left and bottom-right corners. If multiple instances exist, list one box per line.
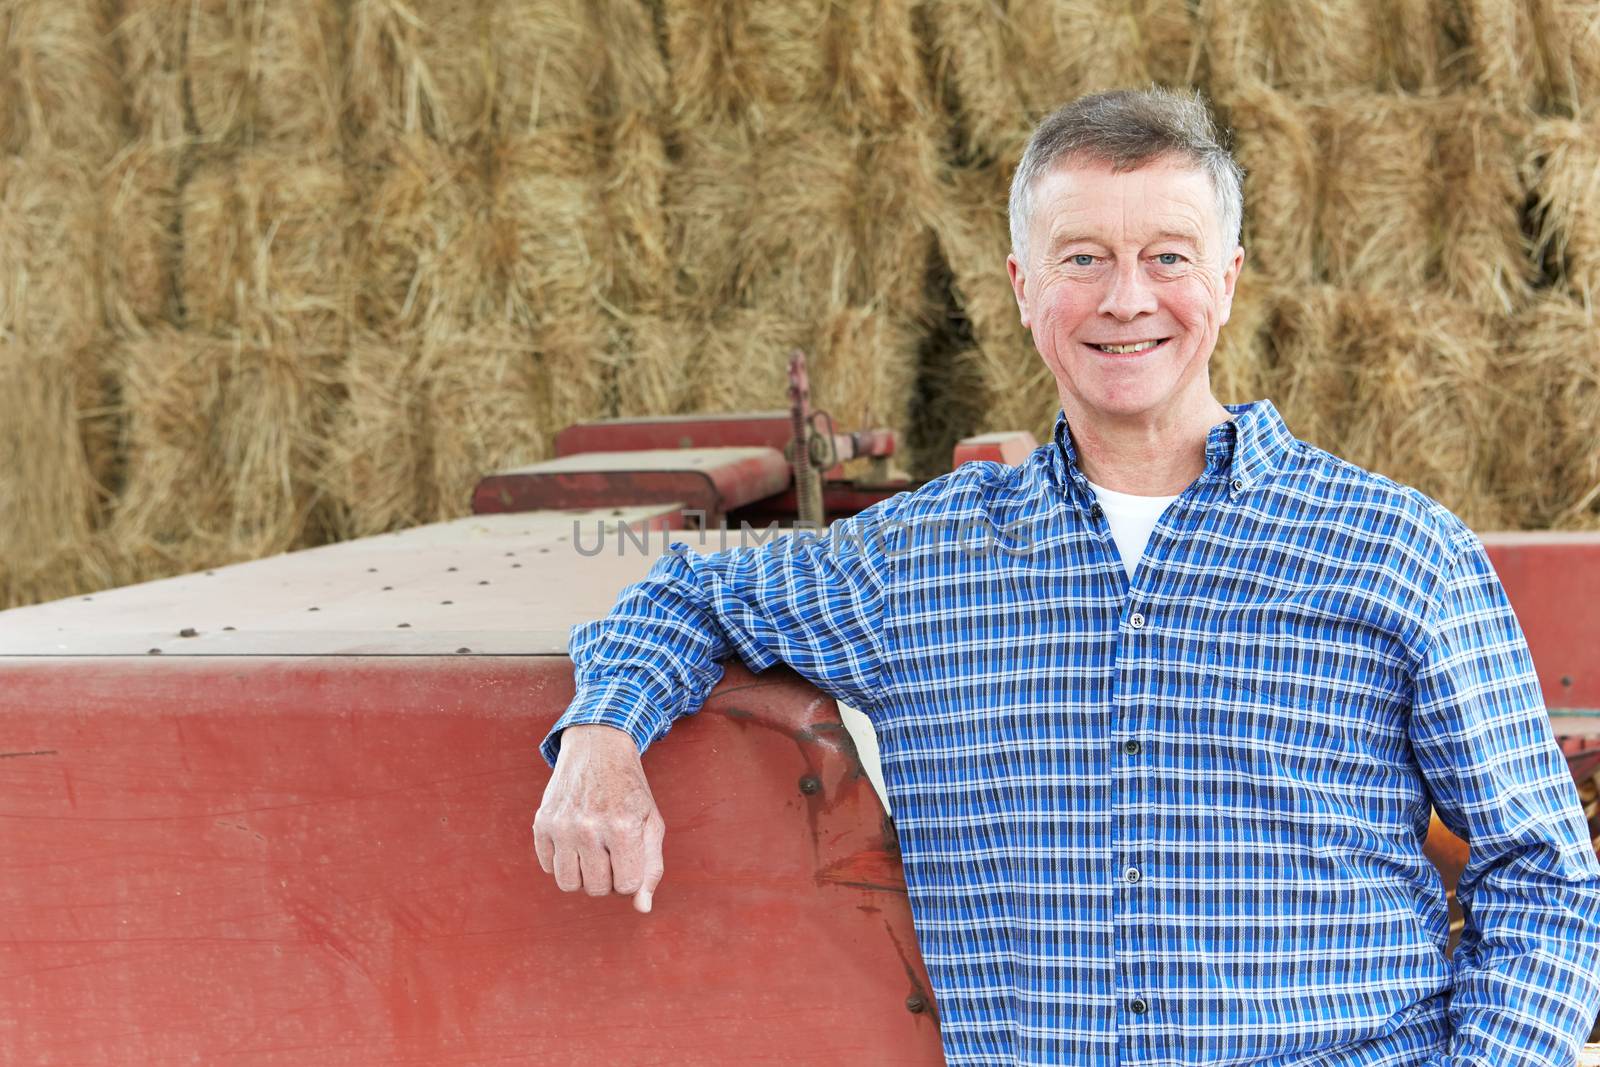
left=3, top=388, right=1598, bottom=1064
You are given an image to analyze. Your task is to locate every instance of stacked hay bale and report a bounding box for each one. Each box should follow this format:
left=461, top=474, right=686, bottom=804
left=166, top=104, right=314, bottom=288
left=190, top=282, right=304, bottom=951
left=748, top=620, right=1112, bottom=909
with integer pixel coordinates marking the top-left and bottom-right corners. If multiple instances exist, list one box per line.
left=662, top=0, right=943, bottom=468
left=108, top=0, right=350, bottom=578
left=0, top=1, right=126, bottom=604
left=6, top=0, right=1600, bottom=609
left=333, top=0, right=672, bottom=535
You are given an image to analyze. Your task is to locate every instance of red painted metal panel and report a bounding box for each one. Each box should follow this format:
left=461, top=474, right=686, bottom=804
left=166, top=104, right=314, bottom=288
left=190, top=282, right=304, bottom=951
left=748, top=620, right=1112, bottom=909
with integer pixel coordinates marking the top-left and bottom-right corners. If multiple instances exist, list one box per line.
left=1482, top=532, right=1600, bottom=725
left=473, top=448, right=790, bottom=520
left=0, top=658, right=943, bottom=1065
left=556, top=414, right=794, bottom=456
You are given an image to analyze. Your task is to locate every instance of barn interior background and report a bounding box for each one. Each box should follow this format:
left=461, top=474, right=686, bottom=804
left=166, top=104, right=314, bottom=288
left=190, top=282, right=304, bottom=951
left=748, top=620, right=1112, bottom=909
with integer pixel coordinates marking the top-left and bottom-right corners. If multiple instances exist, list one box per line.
left=1, top=0, right=1597, bottom=609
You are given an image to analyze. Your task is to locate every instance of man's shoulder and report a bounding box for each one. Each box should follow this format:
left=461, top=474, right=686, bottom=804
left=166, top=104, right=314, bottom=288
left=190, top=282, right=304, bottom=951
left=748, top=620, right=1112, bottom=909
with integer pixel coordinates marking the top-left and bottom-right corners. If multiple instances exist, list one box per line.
left=1275, top=437, right=1479, bottom=559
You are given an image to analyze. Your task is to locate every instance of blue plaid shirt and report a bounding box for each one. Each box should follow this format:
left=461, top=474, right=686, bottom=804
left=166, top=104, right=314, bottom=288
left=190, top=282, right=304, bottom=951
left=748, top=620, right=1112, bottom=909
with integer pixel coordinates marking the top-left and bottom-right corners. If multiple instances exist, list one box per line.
left=543, top=400, right=1600, bottom=1066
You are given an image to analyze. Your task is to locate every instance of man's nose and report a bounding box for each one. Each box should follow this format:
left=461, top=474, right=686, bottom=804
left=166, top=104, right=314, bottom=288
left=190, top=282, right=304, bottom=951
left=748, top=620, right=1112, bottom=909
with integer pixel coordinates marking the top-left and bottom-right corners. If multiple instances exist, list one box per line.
left=1097, top=261, right=1158, bottom=321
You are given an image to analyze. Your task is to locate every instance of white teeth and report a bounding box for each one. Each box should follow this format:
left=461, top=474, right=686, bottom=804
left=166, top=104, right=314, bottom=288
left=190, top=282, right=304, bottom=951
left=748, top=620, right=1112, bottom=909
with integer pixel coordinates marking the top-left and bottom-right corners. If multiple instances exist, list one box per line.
left=1094, top=340, right=1162, bottom=354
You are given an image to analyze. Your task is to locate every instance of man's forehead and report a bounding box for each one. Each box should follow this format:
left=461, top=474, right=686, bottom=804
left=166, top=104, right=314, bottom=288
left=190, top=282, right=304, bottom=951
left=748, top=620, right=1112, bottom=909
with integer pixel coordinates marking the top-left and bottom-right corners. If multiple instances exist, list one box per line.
left=1033, top=158, right=1217, bottom=243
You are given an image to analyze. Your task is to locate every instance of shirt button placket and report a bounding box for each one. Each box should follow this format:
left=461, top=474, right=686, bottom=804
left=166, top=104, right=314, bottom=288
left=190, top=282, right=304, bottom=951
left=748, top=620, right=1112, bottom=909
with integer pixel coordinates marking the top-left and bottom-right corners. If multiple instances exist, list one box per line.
left=1117, top=605, right=1150, bottom=1042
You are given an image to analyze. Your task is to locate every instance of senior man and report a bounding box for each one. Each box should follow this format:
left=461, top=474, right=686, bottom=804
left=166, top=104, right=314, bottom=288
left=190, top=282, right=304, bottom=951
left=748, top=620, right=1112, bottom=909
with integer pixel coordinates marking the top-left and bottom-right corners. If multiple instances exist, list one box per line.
left=534, top=88, right=1600, bottom=1065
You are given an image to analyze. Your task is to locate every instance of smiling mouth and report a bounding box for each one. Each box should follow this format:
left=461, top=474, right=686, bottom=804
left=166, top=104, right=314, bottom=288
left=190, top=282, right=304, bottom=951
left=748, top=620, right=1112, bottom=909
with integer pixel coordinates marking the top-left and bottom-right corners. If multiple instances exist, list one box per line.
left=1088, top=339, right=1168, bottom=354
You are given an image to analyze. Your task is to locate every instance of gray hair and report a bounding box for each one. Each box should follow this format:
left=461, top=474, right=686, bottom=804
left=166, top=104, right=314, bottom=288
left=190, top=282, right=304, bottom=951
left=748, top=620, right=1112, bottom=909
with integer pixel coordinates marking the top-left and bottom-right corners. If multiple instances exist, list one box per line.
left=1007, top=87, right=1245, bottom=266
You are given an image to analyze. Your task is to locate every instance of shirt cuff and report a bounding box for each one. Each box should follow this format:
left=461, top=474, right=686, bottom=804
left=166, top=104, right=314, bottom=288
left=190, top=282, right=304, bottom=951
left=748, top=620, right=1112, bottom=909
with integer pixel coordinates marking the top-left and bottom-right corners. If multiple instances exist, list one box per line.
left=538, top=674, right=666, bottom=767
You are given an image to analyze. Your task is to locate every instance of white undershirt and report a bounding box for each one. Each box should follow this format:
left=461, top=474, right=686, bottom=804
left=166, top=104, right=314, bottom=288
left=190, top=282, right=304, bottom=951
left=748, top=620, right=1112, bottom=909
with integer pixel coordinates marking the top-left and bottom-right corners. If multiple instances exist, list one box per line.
left=1086, top=480, right=1179, bottom=580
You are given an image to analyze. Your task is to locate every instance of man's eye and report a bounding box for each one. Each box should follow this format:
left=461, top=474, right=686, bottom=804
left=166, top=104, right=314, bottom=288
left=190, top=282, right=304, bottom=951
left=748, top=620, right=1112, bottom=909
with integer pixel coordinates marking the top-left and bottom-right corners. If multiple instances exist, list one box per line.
left=1069, top=254, right=1095, bottom=267
left=1155, top=253, right=1183, bottom=266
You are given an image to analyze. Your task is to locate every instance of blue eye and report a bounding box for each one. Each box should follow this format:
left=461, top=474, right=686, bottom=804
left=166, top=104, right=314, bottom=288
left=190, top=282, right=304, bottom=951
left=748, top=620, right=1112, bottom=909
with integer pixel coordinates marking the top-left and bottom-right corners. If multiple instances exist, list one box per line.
left=1156, top=253, right=1183, bottom=266
left=1070, top=254, right=1095, bottom=267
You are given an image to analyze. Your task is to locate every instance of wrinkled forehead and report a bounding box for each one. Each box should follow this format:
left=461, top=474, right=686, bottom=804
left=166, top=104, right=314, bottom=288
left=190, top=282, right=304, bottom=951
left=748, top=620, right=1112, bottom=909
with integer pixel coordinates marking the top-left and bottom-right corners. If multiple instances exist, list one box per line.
left=1030, top=154, right=1223, bottom=248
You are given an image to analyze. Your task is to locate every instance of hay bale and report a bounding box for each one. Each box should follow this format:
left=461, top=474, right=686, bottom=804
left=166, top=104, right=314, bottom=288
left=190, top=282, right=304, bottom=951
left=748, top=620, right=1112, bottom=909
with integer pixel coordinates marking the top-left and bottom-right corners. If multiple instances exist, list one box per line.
left=1220, top=84, right=1317, bottom=286
left=103, top=143, right=183, bottom=334
left=114, top=328, right=340, bottom=564
left=1313, top=94, right=1440, bottom=294
left=929, top=162, right=1046, bottom=436
left=927, top=0, right=1191, bottom=162
left=1456, top=0, right=1541, bottom=106
left=487, top=0, right=604, bottom=134
left=668, top=124, right=759, bottom=308
left=1498, top=297, right=1600, bottom=527
left=589, top=1, right=671, bottom=310
left=924, top=0, right=1030, bottom=162
left=347, top=0, right=490, bottom=145
left=605, top=109, right=671, bottom=311
left=814, top=0, right=930, bottom=132
left=183, top=0, right=343, bottom=150
left=1008, top=1, right=1186, bottom=98
left=1261, top=285, right=1349, bottom=453
left=663, top=0, right=824, bottom=128
left=589, top=0, right=669, bottom=119
left=1378, top=0, right=1450, bottom=91
left=1340, top=295, right=1501, bottom=528
left=0, top=341, right=102, bottom=607
left=1524, top=117, right=1600, bottom=302
left=0, top=153, right=102, bottom=352
left=320, top=330, right=430, bottom=537
left=1533, top=0, right=1600, bottom=115
left=1202, top=0, right=1385, bottom=95
left=180, top=150, right=353, bottom=347
left=353, top=135, right=491, bottom=332
left=489, top=128, right=609, bottom=331
left=857, top=125, right=947, bottom=315
left=422, top=324, right=564, bottom=521
left=110, top=0, right=188, bottom=143
left=612, top=313, right=699, bottom=417
left=487, top=0, right=672, bottom=310
left=1130, top=0, right=1201, bottom=88
left=0, top=153, right=118, bottom=512
left=740, top=122, right=866, bottom=314
left=0, top=0, right=123, bottom=158
left=1435, top=100, right=1533, bottom=314
left=1209, top=275, right=1273, bottom=405
left=687, top=309, right=808, bottom=414
left=811, top=303, right=921, bottom=444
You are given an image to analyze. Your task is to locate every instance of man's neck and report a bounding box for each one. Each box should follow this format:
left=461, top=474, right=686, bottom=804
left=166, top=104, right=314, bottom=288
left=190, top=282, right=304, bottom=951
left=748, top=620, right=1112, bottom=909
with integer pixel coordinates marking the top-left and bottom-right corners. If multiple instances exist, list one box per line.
left=1065, top=395, right=1234, bottom=497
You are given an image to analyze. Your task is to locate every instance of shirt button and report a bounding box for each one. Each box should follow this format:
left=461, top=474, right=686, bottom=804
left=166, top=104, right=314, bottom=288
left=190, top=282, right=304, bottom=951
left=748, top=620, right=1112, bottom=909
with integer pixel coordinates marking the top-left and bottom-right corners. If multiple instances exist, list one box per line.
left=1231, top=477, right=1245, bottom=493
left=1123, top=866, right=1142, bottom=884
left=1128, top=612, right=1145, bottom=630
left=1130, top=997, right=1149, bottom=1015
left=1089, top=503, right=1103, bottom=520
left=1123, top=738, right=1142, bottom=756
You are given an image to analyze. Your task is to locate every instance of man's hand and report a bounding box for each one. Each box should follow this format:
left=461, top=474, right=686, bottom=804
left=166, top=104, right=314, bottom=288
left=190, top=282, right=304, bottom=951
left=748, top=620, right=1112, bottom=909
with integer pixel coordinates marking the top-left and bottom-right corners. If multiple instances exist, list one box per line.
left=533, top=724, right=666, bottom=913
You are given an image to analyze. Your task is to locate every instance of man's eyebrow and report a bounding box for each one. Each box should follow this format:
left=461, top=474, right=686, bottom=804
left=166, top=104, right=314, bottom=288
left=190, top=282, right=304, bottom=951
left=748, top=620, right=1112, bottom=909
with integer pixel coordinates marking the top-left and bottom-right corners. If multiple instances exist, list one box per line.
left=1046, top=231, right=1099, bottom=249
left=1151, top=228, right=1203, bottom=246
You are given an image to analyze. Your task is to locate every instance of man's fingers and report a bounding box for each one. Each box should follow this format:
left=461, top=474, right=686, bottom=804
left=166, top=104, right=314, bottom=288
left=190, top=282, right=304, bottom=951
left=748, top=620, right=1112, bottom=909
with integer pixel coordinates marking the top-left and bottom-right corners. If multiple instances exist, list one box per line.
left=609, top=825, right=646, bottom=897
left=634, top=811, right=666, bottom=914
left=532, top=822, right=555, bottom=875
left=552, top=844, right=582, bottom=893
left=577, top=842, right=613, bottom=897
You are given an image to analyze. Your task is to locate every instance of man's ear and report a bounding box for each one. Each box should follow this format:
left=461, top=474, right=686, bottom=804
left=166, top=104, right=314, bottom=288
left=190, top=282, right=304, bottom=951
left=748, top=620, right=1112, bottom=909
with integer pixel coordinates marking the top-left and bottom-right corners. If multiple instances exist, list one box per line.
left=1217, top=244, right=1244, bottom=326
left=1006, top=253, right=1031, bottom=329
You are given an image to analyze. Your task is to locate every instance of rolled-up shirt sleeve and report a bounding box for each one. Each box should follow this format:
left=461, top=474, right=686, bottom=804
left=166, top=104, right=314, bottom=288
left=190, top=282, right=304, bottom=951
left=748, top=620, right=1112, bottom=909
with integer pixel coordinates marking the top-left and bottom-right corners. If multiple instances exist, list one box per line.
left=1409, top=534, right=1600, bottom=1065
left=538, top=495, right=906, bottom=766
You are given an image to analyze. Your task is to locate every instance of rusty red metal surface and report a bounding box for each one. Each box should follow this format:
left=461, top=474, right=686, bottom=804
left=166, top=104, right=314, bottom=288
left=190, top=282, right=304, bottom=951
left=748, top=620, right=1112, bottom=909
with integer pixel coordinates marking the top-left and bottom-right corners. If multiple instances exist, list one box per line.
left=472, top=447, right=790, bottom=522
left=0, top=657, right=943, bottom=1065
left=556, top=414, right=897, bottom=465
left=556, top=413, right=795, bottom=456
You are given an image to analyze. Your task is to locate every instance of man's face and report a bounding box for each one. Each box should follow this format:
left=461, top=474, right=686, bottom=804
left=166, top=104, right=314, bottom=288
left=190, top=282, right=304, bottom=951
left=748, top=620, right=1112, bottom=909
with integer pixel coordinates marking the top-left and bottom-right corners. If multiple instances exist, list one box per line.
left=1006, top=156, right=1243, bottom=427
